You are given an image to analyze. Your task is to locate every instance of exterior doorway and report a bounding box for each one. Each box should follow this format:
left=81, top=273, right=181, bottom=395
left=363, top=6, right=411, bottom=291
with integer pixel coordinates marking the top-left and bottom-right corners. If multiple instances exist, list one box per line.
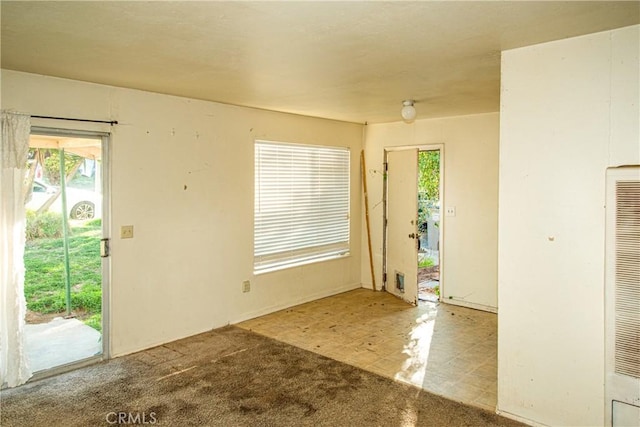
left=23, top=128, right=109, bottom=374
left=383, top=145, right=443, bottom=305
left=417, top=149, right=441, bottom=303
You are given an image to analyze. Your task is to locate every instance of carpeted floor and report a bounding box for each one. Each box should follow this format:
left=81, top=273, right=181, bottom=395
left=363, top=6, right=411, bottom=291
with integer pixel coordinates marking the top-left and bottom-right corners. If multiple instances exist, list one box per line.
left=1, top=326, right=524, bottom=427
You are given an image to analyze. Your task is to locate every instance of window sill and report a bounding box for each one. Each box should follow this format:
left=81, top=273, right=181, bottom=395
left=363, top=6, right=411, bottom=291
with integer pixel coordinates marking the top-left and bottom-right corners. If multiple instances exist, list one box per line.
left=253, top=252, right=351, bottom=276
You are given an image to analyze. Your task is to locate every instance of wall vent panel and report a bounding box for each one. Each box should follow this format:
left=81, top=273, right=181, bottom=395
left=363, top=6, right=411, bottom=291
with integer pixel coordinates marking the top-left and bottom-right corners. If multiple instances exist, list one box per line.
left=606, top=167, right=640, bottom=427
left=614, top=180, right=640, bottom=379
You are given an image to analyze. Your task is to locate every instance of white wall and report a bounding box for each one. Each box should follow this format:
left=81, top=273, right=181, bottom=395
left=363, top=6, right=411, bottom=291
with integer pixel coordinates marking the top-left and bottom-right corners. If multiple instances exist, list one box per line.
left=362, top=113, right=500, bottom=311
left=498, top=25, right=639, bottom=426
left=1, top=70, right=363, bottom=357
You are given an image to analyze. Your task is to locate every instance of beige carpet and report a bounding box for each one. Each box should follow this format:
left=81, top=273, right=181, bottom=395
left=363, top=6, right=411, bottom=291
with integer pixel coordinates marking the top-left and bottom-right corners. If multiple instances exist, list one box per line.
left=1, top=326, right=523, bottom=427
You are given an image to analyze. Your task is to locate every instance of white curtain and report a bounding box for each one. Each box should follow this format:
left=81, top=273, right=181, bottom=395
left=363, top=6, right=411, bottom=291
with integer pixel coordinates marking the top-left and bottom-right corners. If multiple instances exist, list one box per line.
left=0, top=111, right=32, bottom=387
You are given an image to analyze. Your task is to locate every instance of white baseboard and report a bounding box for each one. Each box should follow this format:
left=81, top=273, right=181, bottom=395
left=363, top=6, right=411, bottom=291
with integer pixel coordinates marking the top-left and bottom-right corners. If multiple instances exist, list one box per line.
left=111, top=282, right=363, bottom=358
left=111, top=325, right=218, bottom=358
left=443, top=297, right=498, bottom=313
left=230, top=282, right=362, bottom=324
left=496, top=408, right=548, bottom=427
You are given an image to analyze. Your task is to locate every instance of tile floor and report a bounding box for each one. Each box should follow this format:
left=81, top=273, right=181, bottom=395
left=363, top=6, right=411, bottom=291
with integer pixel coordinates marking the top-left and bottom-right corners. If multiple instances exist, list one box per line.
left=238, top=288, right=498, bottom=412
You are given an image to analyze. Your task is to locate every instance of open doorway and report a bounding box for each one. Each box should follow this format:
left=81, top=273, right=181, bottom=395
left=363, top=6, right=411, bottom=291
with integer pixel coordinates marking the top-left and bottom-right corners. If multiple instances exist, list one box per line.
left=23, top=129, right=109, bottom=374
left=383, top=145, right=443, bottom=305
left=417, top=149, right=441, bottom=303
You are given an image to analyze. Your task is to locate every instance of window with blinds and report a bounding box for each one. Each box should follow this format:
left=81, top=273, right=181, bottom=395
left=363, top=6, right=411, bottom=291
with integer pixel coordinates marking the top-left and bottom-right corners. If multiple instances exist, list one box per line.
left=254, top=140, right=350, bottom=274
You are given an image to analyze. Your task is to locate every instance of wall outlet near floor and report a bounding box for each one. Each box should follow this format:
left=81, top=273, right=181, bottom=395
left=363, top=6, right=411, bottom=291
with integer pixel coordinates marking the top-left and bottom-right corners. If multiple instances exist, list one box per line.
left=242, top=280, right=251, bottom=293
left=120, top=225, right=134, bottom=239
left=445, top=206, right=456, bottom=217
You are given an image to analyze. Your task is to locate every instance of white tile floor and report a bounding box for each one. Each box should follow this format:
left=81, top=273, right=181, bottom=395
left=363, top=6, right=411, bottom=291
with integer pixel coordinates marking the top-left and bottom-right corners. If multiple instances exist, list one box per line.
left=238, top=288, right=498, bottom=412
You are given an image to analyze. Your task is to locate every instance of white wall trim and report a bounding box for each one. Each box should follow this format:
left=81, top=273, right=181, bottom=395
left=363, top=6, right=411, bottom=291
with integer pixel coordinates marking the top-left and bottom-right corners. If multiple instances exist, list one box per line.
left=229, top=282, right=362, bottom=325
left=444, top=298, right=497, bottom=313
left=384, top=143, right=444, bottom=152
left=112, top=282, right=363, bottom=357
left=112, top=327, right=219, bottom=358
left=496, top=409, right=549, bottom=427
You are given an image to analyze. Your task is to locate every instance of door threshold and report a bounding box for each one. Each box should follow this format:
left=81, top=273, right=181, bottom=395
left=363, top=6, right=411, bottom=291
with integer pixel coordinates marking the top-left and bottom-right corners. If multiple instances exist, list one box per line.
left=27, top=355, right=105, bottom=385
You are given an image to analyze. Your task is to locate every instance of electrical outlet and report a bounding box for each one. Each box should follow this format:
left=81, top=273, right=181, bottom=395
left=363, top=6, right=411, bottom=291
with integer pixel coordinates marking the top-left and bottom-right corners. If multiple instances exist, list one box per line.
left=242, top=280, right=251, bottom=293
left=120, top=225, right=134, bottom=239
left=445, top=206, right=456, bottom=217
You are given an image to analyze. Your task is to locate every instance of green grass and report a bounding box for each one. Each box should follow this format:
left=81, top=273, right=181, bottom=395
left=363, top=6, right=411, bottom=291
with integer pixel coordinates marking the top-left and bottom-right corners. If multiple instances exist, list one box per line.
left=418, top=257, right=435, bottom=268
left=83, top=313, right=102, bottom=333
left=24, top=219, right=102, bottom=332
left=25, top=210, right=63, bottom=240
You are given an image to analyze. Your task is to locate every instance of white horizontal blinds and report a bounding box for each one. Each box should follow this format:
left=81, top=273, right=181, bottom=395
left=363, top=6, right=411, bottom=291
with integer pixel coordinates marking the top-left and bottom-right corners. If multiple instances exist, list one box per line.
left=614, top=180, right=640, bottom=378
left=254, top=141, right=350, bottom=273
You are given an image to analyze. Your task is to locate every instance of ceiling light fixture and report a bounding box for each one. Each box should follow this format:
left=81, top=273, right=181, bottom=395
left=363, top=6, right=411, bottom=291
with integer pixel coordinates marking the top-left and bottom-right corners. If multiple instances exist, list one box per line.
left=401, top=100, right=416, bottom=123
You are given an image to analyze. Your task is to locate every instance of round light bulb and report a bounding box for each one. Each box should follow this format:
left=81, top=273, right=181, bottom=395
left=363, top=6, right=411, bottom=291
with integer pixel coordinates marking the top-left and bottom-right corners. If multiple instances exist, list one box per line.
left=401, top=100, right=416, bottom=122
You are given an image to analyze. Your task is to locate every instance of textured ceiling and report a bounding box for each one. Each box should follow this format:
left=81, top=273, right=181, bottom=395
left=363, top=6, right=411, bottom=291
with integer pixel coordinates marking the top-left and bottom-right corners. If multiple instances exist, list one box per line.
left=2, top=1, right=638, bottom=123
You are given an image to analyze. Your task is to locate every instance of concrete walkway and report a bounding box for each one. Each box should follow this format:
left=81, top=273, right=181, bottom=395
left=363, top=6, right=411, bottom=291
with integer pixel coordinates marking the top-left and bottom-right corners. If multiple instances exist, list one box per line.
left=25, top=317, right=102, bottom=373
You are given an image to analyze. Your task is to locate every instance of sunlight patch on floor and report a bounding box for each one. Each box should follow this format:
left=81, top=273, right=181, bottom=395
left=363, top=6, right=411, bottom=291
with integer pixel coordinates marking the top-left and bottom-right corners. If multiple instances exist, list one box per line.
left=237, top=289, right=498, bottom=412
left=396, top=309, right=437, bottom=386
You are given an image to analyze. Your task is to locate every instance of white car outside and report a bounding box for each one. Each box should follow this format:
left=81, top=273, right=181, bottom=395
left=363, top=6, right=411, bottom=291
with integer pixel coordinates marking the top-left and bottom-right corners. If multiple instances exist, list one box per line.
left=26, top=180, right=101, bottom=220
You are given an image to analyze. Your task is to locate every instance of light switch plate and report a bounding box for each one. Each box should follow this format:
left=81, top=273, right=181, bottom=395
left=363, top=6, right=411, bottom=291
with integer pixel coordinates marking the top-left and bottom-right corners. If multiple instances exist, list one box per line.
left=242, top=280, right=251, bottom=293
left=120, top=225, right=134, bottom=239
left=445, top=207, right=456, bottom=217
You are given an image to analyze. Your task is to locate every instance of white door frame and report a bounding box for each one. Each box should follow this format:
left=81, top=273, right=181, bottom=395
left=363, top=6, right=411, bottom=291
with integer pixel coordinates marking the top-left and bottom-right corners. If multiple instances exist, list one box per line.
left=29, top=126, right=111, bottom=376
left=383, top=144, right=444, bottom=301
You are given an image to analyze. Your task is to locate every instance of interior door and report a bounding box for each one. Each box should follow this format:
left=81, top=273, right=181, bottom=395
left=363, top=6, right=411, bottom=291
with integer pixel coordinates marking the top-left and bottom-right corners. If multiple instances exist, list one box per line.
left=385, top=149, right=419, bottom=305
